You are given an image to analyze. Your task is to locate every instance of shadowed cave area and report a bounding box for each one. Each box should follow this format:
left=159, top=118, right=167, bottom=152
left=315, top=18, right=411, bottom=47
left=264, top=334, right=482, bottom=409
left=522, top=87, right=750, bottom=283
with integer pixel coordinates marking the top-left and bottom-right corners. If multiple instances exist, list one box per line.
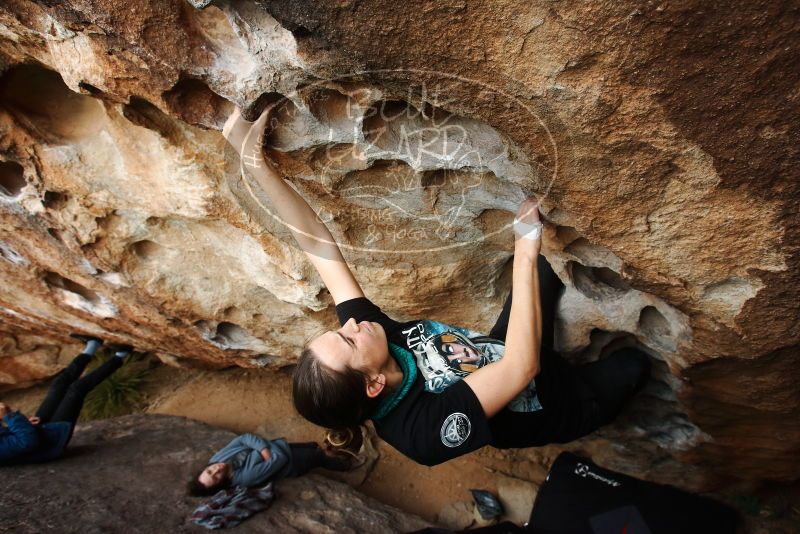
left=0, top=64, right=106, bottom=144
left=0, top=161, right=26, bottom=198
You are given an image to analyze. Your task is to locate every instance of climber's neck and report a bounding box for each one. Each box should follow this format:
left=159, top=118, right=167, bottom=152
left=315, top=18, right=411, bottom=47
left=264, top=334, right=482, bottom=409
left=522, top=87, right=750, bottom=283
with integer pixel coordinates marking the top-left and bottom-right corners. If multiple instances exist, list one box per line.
left=381, top=353, right=404, bottom=390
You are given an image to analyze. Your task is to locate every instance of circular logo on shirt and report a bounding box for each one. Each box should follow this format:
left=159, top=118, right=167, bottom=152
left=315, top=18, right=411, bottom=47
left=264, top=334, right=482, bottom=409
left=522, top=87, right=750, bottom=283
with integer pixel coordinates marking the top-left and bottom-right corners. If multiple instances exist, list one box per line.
left=440, top=412, right=471, bottom=448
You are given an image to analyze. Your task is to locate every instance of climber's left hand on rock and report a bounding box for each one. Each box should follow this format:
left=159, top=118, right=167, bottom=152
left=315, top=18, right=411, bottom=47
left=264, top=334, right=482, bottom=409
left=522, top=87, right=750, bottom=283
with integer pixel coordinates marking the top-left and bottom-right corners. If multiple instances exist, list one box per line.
left=222, top=105, right=277, bottom=171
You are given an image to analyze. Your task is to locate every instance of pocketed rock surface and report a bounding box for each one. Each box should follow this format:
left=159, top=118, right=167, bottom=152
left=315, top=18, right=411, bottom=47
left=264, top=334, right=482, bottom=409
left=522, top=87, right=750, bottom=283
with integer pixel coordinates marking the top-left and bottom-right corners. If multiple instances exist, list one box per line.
left=0, top=414, right=431, bottom=534
left=0, top=0, right=798, bottom=490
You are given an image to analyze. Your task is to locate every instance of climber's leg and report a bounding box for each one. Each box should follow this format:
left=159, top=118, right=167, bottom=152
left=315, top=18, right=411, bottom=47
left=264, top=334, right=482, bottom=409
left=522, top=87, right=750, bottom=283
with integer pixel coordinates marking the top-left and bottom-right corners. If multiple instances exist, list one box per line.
left=35, top=338, right=102, bottom=423
left=541, top=348, right=652, bottom=444
left=575, top=347, right=651, bottom=425
left=488, top=348, right=650, bottom=448
left=285, top=443, right=323, bottom=477
left=489, top=255, right=564, bottom=352
left=287, top=442, right=355, bottom=476
left=49, top=348, right=132, bottom=427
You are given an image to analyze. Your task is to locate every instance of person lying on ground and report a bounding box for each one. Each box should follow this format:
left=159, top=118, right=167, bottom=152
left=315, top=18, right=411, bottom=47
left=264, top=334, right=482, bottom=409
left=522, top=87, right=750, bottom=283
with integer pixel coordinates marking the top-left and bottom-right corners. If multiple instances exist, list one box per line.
left=221, top=106, right=651, bottom=467
left=187, top=433, right=359, bottom=496
left=0, top=336, right=132, bottom=465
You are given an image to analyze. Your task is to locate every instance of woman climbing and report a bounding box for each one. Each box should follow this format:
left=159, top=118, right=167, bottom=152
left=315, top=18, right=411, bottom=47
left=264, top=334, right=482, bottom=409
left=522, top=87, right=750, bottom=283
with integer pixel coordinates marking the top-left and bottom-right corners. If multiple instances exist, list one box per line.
left=222, top=105, right=651, bottom=466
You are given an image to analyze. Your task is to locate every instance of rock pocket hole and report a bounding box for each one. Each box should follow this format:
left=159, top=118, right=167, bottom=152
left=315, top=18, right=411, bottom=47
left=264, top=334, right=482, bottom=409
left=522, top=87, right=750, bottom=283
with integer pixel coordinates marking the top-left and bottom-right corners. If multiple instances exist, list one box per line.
left=43, top=271, right=117, bottom=318
left=122, top=97, right=180, bottom=142
left=362, top=100, right=417, bottom=147
left=130, top=240, right=161, bottom=260
left=162, top=78, right=231, bottom=129
left=0, top=64, right=105, bottom=142
left=78, top=81, right=103, bottom=96
left=0, top=161, right=26, bottom=198
left=213, top=322, right=252, bottom=347
left=195, top=320, right=266, bottom=351
left=214, top=322, right=267, bottom=351
left=44, top=272, right=100, bottom=302
left=336, top=159, right=415, bottom=199
left=555, top=225, right=581, bottom=245
left=250, top=354, right=275, bottom=367
left=307, top=88, right=359, bottom=129
left=420, top=168, right=483, bottom=196
left=43, top=190, right=69, bottom=209
left=638, top=306, right=677, bottom=352
left=307, top=143, right=369, bottom=177
left=569, top=261, right=630, bottom=300
left=631, top=355, right=700, bottom=450
left=564, top=238, right=624, bottom=272
left=420, top=169, right=448, bottom=188
left=47, top=228, right=63, bottom=241
left=572, top=328, right=629, bottom=364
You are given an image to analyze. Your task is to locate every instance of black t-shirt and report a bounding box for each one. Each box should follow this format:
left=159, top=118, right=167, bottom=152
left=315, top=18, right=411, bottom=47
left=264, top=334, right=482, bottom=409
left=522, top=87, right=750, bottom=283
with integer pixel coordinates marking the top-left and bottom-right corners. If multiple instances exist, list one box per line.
left=336, top=297, right=583, bottom=466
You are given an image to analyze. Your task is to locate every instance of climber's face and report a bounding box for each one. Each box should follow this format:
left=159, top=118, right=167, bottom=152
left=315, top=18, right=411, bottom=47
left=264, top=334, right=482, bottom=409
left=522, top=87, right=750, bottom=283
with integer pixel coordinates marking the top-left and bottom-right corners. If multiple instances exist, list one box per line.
left=310, top=318, right=389, bottom=377
left=199, top=462, right=230, bottom=488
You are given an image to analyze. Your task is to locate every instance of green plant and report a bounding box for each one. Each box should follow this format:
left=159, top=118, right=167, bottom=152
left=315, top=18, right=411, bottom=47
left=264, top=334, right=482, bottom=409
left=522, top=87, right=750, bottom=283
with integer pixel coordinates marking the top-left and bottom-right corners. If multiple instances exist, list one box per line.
left=730, top=494, right=763, bottom=517
left=80, top=351, right=150, bottom=420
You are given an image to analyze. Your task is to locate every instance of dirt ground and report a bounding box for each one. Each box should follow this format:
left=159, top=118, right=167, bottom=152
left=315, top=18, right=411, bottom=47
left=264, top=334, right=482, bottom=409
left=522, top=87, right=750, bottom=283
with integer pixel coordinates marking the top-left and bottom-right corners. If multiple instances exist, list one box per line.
left=4, top=362, right=799, bottom=531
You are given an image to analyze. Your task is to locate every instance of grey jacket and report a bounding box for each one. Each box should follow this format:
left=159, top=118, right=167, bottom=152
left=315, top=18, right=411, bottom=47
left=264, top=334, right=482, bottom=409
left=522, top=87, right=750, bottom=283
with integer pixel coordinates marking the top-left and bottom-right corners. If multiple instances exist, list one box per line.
left=209, top=433, right=293, bottom=487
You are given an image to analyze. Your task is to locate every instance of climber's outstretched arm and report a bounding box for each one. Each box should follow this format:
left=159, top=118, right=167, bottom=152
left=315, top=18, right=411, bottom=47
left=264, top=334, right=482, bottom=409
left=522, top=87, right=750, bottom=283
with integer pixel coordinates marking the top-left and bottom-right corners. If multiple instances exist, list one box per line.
left=464, top=199, right=543, bottom=418
left=223, top=107, right=364, bottom=304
